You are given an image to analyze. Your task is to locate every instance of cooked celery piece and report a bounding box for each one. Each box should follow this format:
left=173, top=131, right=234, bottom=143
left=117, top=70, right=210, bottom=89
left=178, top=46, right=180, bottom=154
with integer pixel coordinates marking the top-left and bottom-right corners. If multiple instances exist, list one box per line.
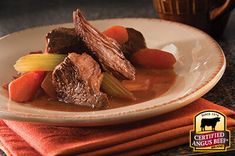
left=14, top=54, right=66, bottom=72
left=101, top=72, right=136, bottom=100
left=15, top=54, right=135, bottom=100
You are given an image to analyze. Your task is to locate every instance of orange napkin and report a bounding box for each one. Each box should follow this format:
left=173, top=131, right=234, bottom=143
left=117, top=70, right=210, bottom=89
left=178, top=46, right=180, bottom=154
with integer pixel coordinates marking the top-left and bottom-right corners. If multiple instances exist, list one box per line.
left=0, top=98, right=235, bottom=156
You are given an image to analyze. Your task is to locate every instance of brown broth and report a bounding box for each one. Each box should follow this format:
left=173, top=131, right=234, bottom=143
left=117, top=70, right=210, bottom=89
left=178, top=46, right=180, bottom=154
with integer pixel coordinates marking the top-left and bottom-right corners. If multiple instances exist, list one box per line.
left=29, top=68, right=176, bottom=112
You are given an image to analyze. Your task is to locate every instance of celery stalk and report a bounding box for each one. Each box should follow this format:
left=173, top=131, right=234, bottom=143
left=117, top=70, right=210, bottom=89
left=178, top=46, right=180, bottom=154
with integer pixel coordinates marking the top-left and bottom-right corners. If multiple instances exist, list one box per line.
left=14, top=54, right=66, bottom=72
left=101, top=72, right=136, bottom=100
left=14, top=54, right=136, bottom=101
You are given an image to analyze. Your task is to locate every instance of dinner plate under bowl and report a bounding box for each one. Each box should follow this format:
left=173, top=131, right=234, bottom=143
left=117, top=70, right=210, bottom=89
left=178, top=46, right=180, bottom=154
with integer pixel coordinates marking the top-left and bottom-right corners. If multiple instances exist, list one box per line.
left=0, top=19, right=225, bottom=126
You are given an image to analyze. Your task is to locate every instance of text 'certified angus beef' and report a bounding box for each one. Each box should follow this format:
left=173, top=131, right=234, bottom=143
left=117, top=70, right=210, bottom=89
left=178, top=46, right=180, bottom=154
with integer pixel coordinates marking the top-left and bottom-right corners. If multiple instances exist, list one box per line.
left=73, top=9, right=135, bottom=80
left=52, top=53, right=108, bottom=108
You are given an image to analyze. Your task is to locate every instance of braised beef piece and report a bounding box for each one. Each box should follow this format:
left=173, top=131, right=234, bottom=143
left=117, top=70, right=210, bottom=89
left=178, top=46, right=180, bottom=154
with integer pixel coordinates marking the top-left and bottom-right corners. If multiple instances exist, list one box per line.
left=46, top=26, right=146, bottom=60
left=122, top=28, right=146, bottom=59
left=52, top=53, right=108, bottom=109
left=73, top=9, right=135, bottom=80
left=46, top=27, right=87, bottom=54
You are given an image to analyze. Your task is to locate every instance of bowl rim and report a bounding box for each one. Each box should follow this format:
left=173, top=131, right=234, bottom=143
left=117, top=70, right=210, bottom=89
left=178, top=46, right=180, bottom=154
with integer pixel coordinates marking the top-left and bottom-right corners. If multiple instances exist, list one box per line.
left=0, top=18, right=226, bottom=125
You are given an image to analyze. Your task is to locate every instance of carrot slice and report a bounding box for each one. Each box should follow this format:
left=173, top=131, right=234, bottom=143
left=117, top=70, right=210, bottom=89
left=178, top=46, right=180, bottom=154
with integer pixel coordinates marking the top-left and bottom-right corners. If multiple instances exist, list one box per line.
left=103, top=26, right=128, bottom=44
left=9, top=71, right=45, bottom=102
left=131, top=48, right=176, bottom=69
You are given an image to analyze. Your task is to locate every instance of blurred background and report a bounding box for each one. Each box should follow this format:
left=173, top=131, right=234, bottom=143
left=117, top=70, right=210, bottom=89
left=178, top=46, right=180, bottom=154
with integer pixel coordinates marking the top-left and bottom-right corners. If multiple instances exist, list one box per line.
left=0, top=0, right=234, bottom=39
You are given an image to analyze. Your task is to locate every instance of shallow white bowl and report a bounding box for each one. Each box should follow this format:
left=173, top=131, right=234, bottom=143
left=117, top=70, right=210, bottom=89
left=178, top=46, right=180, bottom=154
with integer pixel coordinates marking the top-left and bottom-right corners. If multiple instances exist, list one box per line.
left=0, top=18, right=225, bottom=126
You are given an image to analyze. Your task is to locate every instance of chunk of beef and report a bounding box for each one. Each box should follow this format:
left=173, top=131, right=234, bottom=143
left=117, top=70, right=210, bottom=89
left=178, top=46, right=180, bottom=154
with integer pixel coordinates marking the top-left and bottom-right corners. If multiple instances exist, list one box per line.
left=122, top=28, right=146, bottom=59
left=73, top=9, right=135, bottom=80
left=46, top=27, right=87, bottom=54
left=52, top=53, right=108, bottom=108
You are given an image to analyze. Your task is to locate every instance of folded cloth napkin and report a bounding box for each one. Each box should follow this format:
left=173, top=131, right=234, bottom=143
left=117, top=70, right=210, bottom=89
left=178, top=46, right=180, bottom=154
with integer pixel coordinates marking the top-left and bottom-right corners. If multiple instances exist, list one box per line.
left=0, top=98, right=235, bottom=156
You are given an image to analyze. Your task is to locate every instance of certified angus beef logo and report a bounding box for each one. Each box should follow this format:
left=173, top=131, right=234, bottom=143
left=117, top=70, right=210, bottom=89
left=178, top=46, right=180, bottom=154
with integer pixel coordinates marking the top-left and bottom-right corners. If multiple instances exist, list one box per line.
left=190, top=110, right=230, bottom=152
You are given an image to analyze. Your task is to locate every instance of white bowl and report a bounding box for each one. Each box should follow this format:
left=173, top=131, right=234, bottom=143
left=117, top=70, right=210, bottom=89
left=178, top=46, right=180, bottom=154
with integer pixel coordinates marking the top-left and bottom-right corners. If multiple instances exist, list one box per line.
left=0, top=18, right=225, bottom=126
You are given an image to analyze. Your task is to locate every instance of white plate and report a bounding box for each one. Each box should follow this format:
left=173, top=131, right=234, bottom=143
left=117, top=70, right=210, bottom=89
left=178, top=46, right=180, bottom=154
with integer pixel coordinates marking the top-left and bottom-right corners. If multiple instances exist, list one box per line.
left=0, top=19, right=225, bottom=126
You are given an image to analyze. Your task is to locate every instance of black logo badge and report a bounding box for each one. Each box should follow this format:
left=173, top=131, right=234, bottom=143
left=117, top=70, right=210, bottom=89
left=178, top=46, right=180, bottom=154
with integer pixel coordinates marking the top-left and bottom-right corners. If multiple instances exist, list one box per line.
left=190, top=110, right=230, bottom=152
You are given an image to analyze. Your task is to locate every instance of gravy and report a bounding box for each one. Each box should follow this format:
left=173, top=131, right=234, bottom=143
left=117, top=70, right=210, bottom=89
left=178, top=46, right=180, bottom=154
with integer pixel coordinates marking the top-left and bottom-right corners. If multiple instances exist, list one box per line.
left=30, top=68, right=176, bottom=112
